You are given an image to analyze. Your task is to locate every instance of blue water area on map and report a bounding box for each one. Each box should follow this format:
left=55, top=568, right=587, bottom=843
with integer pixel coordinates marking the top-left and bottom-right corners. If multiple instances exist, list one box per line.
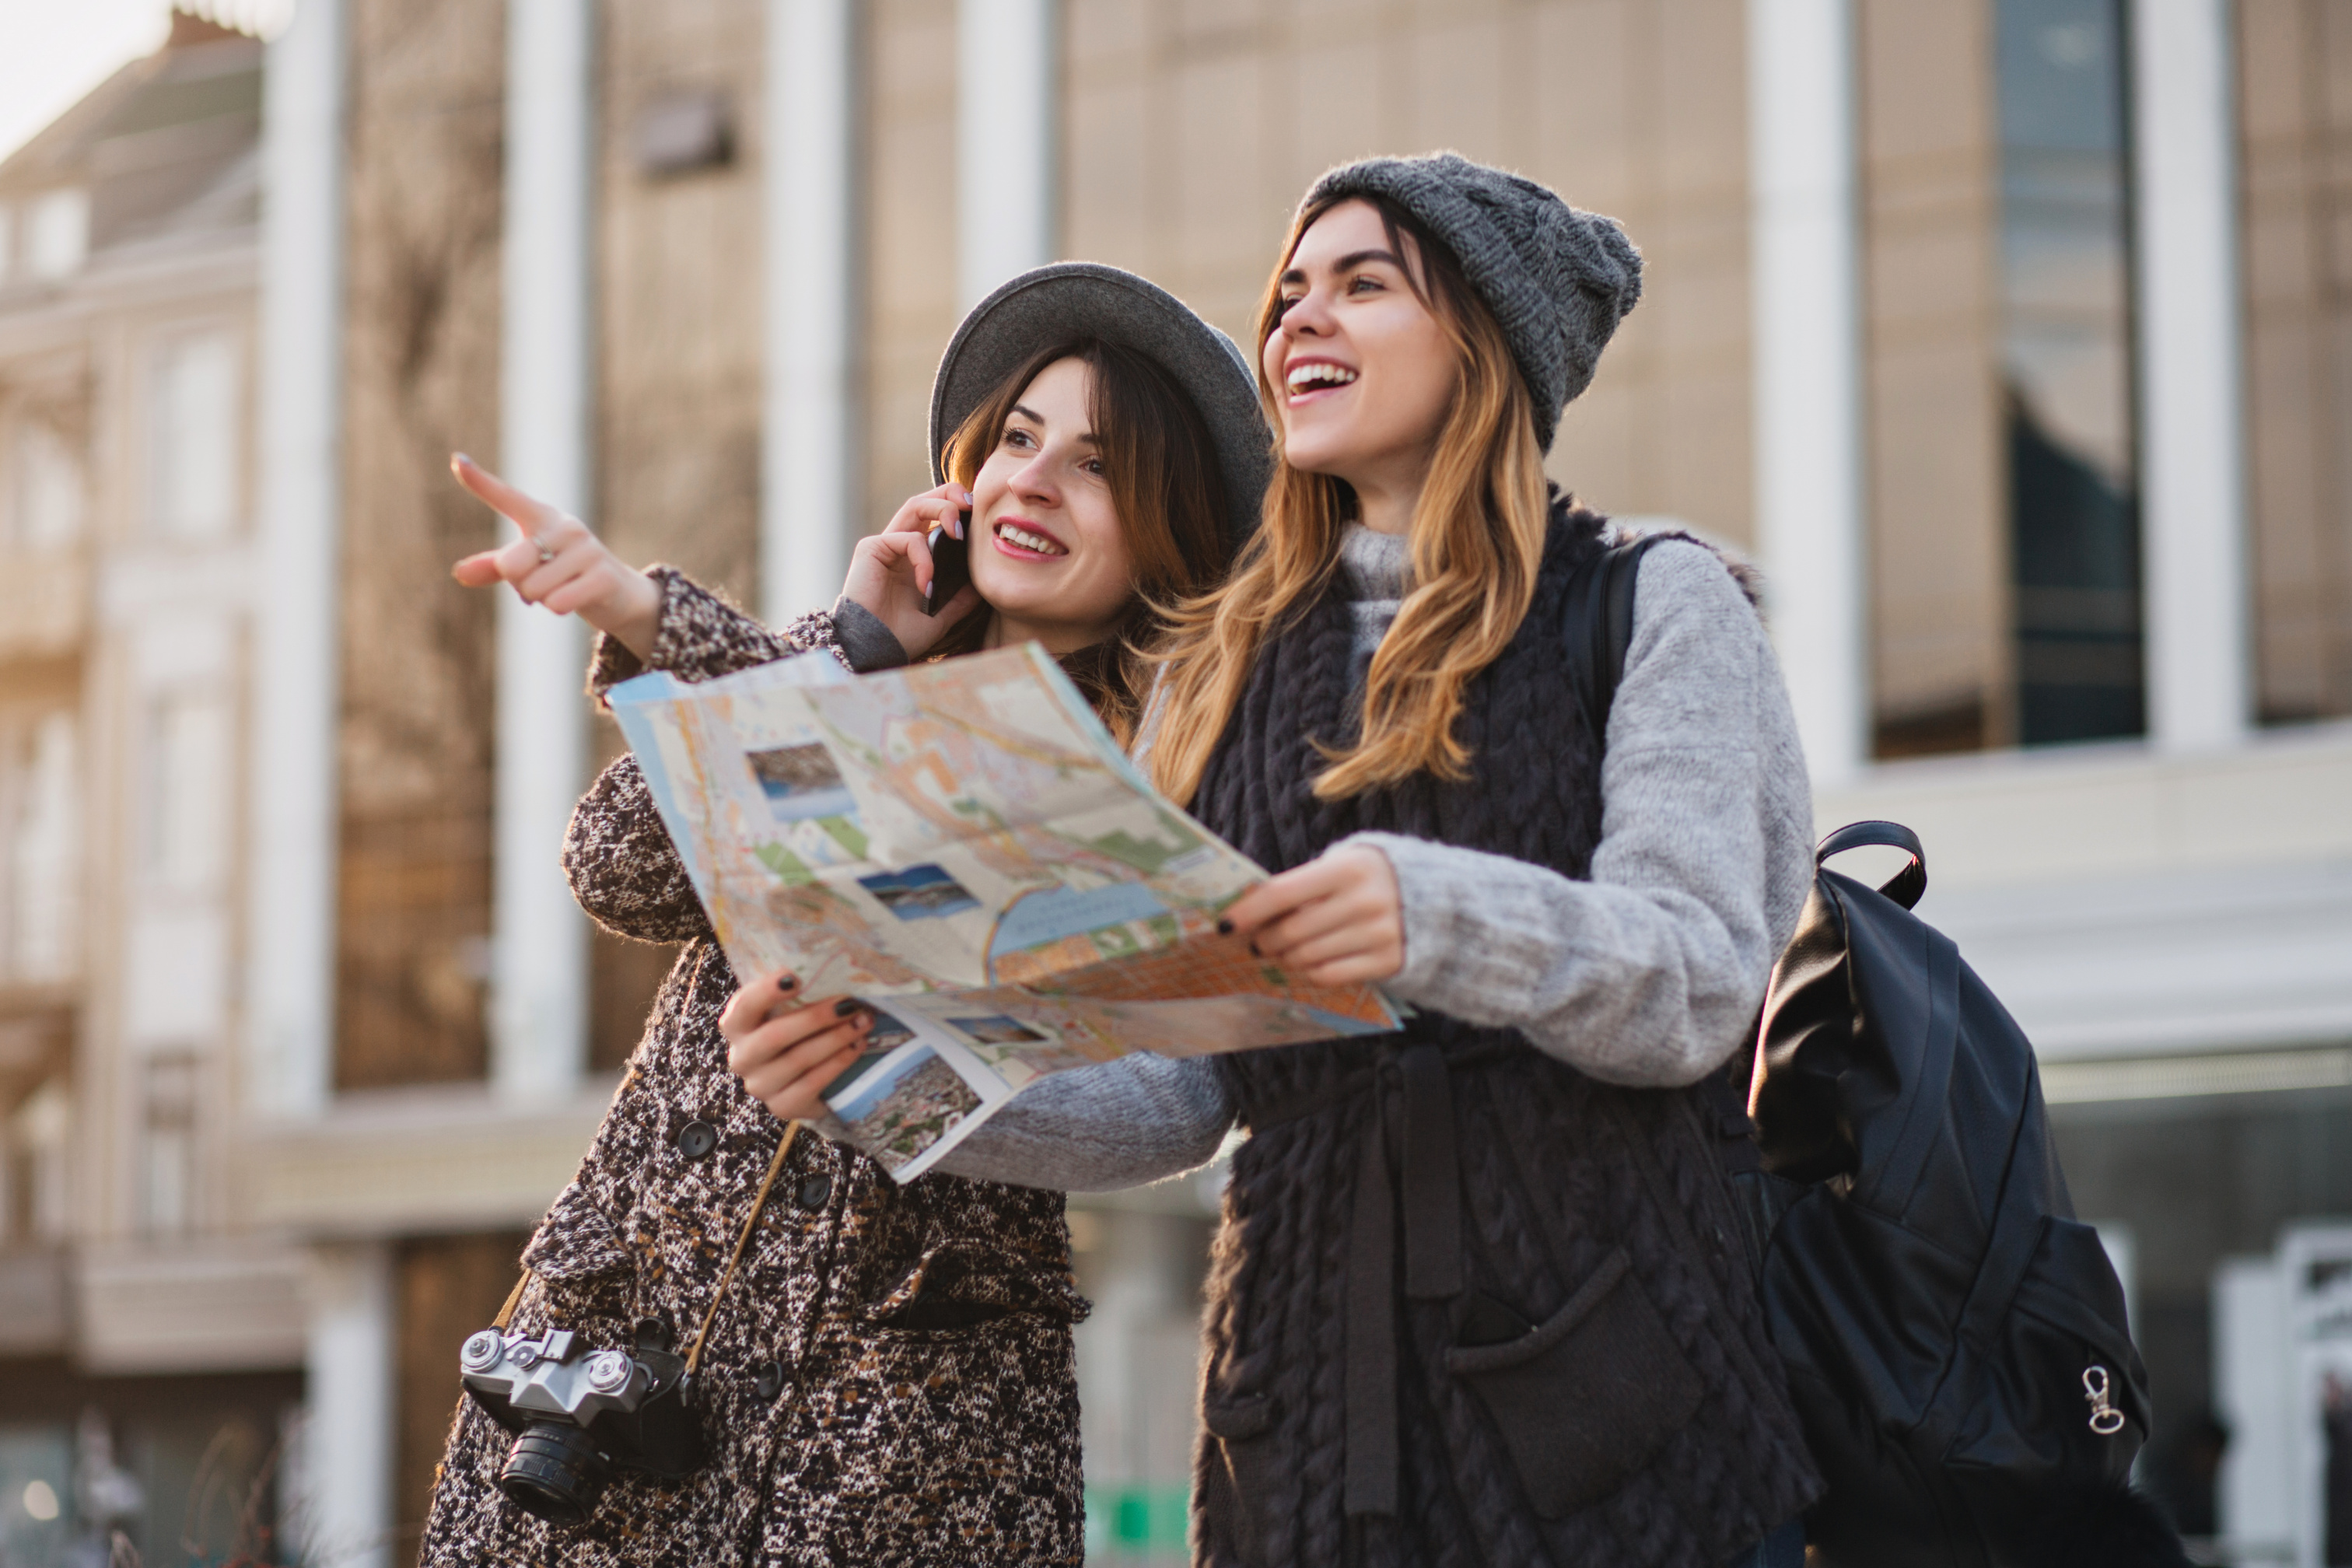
left=858, top=863, right=982, bottom=920
left=763, top=783, right=856, bottom=821
left=990, top=882, right=1168, bottom=957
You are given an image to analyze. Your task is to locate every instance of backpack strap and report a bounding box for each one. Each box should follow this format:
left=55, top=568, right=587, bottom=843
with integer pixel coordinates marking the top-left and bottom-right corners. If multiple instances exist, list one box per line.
left=1563, top=530, right=1669, bottom=742
left=1816, top=819, right=1929, bottom=911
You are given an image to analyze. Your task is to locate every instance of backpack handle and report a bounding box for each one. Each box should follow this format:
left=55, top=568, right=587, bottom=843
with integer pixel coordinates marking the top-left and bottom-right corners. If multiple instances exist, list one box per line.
left=1815, top=820, right=1927, bottom=911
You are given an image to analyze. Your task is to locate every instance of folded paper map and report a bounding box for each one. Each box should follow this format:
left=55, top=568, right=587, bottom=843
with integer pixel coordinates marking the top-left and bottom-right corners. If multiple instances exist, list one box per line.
left=607, top=643, right=1400, bottom=1181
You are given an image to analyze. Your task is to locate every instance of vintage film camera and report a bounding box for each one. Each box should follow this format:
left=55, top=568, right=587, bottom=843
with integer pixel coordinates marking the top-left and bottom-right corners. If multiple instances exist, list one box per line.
left=458, top=1321, right=703, bottom=1525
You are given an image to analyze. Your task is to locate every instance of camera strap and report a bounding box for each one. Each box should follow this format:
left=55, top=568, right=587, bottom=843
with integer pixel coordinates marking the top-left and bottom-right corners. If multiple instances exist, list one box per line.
left=687, top=1120, right=799, bottom=1375
left=485, top=1118, right=804, bottom=1375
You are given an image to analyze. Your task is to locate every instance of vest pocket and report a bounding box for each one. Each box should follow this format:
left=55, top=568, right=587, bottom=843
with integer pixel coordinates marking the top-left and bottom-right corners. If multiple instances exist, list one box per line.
left=1200, top=1391, right=1281, bottom=1562
left=1442, top=1247, right=1703, bottom=1518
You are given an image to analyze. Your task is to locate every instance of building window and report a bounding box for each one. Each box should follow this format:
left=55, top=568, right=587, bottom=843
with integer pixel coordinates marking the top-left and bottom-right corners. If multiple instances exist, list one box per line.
left=4, top=712, right=78, bottom=984
left=147, top=330, right=240, bottom=541
left=3, top=1078, right=71, bottom=1245
left=6, top=414, right=84, bottom=548
left=23, top=189, right=86, bottom=281
left=142, top=693, right=229, bottom=894
left=141, top=1056, right=200, bottom=1237
left=1997, top=0, right=2145, bottom=744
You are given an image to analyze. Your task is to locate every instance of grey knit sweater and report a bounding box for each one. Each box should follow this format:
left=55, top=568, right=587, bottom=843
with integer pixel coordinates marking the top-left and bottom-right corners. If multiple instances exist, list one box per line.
left=932, top=525, right=1815, bottom=1192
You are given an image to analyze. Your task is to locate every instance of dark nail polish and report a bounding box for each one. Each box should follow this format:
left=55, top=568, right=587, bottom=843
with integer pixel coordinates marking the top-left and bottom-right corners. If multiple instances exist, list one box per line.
left=776, top=974, right=799, bottom=992
left=1248, top=940, right=1262, bottom=957
left=834, top=998, right=861, bottom=1017
left=1216, top=918, right=1235, bottom=936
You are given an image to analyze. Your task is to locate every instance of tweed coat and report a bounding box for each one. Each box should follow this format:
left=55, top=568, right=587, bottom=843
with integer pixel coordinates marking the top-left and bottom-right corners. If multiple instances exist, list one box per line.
left=418, top=569, right=1089, bottom=1568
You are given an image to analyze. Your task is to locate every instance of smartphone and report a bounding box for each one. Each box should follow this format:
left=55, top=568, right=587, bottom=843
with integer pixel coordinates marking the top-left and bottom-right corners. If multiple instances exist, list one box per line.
left=922, top=508, right=972, bottom=616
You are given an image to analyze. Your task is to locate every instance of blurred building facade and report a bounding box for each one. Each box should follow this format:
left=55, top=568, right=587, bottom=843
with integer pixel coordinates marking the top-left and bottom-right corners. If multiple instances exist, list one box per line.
left=0, top=12, right=302, bottom=1566
left=0, top=0, right=2347, bottom=1565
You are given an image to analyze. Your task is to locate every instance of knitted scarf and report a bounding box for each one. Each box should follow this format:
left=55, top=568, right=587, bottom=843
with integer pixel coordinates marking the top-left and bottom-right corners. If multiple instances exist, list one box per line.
left=1186, top=502, right=1821, bottom=1568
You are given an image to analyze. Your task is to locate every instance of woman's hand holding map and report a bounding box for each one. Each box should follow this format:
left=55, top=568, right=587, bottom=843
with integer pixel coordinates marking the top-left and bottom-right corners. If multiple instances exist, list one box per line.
left=721, top=970, right=877, bottom=1123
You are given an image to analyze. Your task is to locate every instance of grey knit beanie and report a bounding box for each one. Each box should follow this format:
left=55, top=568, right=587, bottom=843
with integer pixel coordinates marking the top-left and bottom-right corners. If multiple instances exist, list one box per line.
left=1300, top=152, right=1642, bottom=451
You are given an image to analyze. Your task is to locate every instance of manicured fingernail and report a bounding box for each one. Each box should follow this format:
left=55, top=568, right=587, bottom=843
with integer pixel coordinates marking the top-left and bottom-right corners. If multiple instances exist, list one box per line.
left=1216, top=918, right=1235, bottom=936
left=833, top=998, right=861, bottom=1017
left=1248, top=940, right=1262, bottom=957
left=776, top=974, right=799, bottom=993
left=453, top=452, right=473, bottom=468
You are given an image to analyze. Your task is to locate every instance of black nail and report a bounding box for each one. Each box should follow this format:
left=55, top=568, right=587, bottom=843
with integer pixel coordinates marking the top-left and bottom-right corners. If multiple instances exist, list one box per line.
left=776, top=974, right=799, bottom=992
left=1248, top=940, right=1262, bottom=957
left=1216, top=918, right=1234, bottom=936
left=834, top=998, right=861, bottom=1017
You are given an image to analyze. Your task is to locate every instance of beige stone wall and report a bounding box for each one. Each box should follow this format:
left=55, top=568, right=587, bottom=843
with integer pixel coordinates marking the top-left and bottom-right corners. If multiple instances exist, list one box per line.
left=860, top=0, right=1760, bottom=548
left=335, top=0, right=506, bottom=1090
left=590, top=0, right=768, bottom=1066
left=1856, top=0, right=2007, bottom=756
left=2238, top=0, right=2352, bottom=724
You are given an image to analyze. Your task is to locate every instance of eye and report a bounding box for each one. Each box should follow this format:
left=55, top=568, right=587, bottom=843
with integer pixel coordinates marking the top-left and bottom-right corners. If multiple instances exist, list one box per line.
left=1082, top=457, right=1106, bottom=477
left=1347, top=273, right=1384, bottom=295
left=1275, top=292, right=1304, bottom=317
left=1002, top=427, right=1038, bottom=450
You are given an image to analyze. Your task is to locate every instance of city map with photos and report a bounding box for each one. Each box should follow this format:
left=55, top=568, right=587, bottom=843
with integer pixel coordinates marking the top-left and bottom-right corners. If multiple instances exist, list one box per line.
left=607, top=642, right=1399, bottom=1179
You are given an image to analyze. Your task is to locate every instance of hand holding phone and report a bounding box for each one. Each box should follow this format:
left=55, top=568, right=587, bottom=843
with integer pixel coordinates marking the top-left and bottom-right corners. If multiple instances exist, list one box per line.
left=922, top=508, right=972, bottom=617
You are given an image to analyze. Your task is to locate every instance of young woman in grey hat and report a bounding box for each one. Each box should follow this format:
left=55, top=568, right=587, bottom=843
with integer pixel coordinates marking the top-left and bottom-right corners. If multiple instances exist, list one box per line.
left=913, top=156, right=1826, bottom=1566
left=418, top=263, right=1266, bottom=1567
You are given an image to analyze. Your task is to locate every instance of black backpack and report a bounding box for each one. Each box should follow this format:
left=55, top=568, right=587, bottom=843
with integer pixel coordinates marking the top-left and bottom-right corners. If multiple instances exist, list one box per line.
left=1566, top=537, right=2188, bottom=1567
left=1744, top=823, right=2185, bottom=1566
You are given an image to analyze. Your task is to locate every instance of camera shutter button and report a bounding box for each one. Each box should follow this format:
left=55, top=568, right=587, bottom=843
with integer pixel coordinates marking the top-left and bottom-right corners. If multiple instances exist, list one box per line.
left=586, top=1350, right=632, bottom=1393
left=676, top=1120, right=717, bottom=1160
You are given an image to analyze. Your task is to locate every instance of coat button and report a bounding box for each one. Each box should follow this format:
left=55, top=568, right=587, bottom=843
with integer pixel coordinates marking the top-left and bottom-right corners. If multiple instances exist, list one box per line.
left=676, top=1120, right=717, bottom=1160
left=796, top=1173, right=833, bottom=1211
left=753, top=1360, right=784, bottom=1402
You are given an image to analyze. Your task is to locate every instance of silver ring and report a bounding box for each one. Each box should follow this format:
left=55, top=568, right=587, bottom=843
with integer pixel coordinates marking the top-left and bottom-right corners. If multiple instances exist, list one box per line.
left=534, top=541, right=556, bottom=564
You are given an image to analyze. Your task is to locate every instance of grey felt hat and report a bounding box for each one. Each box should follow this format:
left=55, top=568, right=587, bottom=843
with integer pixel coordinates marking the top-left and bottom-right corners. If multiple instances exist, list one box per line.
left=929, top=262, right=1271, bottom=555
left=1301, top=152, right=1643, bottom=452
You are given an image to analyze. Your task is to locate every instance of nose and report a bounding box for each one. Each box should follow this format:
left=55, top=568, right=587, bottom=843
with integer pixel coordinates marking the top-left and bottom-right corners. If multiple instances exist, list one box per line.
left=1009, top=449, right=1059, bottom=508
left=1281, top=284, right=1336, bottom=339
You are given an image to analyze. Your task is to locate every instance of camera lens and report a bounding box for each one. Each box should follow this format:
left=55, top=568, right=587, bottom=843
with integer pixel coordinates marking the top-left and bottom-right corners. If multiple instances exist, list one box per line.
left=497, top=1422, right=605, bottom=1527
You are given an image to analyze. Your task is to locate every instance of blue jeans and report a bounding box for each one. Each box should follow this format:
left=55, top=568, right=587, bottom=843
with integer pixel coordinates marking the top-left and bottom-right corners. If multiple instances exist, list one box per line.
left=1723, top=1518, right=1804, bottom=1568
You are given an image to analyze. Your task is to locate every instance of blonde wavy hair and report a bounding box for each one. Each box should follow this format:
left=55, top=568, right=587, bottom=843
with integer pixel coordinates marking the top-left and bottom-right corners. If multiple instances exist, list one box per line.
left=1147, top=192, right=1554, bottom=806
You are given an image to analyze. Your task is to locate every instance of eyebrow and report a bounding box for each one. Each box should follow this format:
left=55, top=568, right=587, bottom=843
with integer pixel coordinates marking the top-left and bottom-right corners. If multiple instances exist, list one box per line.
left=1006, top=404, right=1098, bottom=446
left=1279, top=248, right=1407, bottom=286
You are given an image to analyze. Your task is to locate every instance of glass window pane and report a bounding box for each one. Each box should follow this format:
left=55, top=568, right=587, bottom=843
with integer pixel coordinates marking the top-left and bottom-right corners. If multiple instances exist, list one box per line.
left=1997, top=0, right=2146, bottom=744
left=149, top=331, right=240, bottom=541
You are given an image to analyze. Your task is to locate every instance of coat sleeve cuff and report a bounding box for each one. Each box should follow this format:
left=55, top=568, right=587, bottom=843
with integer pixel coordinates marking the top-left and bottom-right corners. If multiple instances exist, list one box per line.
left=830, top=597, right=909, bottom=672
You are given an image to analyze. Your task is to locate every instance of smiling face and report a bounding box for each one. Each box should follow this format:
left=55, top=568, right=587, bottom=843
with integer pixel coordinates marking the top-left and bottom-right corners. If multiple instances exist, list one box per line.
left=965, top=355, right=1138, bottom=653
left=1263, top=198, right=1460, bottom=513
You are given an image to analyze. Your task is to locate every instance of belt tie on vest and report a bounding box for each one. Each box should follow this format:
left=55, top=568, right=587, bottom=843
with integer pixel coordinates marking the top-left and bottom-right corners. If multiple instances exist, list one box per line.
left=1252, top=1041, right=1467, bottom=1518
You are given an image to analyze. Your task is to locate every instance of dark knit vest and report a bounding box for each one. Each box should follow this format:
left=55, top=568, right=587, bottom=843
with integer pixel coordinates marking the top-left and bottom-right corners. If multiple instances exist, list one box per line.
left=1188, top=506, right=1822, bottom=1568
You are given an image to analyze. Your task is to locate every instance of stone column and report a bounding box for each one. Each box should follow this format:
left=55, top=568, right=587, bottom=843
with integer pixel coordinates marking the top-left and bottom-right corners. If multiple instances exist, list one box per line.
left=300, top=1243, right=394, bottom=1568
left=2131, top=0, right=2250, bottom=752
left=250, top=0, right=346, bottom=1119
left=957, top=0, right=1057, bottom=310
left=763, top=0, right=862, bottom=623
left=494, top=0, right=595, bottom=1103
left=1747, top=0, right=1870, bottom=785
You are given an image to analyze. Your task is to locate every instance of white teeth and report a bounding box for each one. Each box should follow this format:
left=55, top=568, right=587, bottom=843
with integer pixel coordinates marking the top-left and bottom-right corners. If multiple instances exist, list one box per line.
left=1286, top=362, right=1358, bottom=394
left=997, top=523, right=1066, bottom=556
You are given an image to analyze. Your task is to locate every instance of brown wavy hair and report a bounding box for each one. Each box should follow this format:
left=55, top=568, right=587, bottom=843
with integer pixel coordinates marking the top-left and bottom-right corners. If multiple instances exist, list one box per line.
left=930, top=338, right=1230, bottom=747
left=1146, top=192, right=1552, bottom=805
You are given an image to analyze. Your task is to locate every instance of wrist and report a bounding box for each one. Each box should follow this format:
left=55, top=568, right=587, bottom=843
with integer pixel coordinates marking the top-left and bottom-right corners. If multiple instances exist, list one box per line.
left=602, top=569, right=662, bottom=660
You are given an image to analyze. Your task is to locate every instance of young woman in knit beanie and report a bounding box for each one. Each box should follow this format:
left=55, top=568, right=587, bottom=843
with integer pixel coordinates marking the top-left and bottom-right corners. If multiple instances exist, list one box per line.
left=929, top=155, right=1827, bottom=1566
left=416, top=264, right=1266, bottom=1567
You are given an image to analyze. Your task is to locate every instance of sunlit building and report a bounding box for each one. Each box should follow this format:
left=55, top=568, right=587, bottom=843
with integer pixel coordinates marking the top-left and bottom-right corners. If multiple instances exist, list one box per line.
left=2, top=0, right=2347, bottom=1565
left=0, top=11, right=296, bottom=1566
